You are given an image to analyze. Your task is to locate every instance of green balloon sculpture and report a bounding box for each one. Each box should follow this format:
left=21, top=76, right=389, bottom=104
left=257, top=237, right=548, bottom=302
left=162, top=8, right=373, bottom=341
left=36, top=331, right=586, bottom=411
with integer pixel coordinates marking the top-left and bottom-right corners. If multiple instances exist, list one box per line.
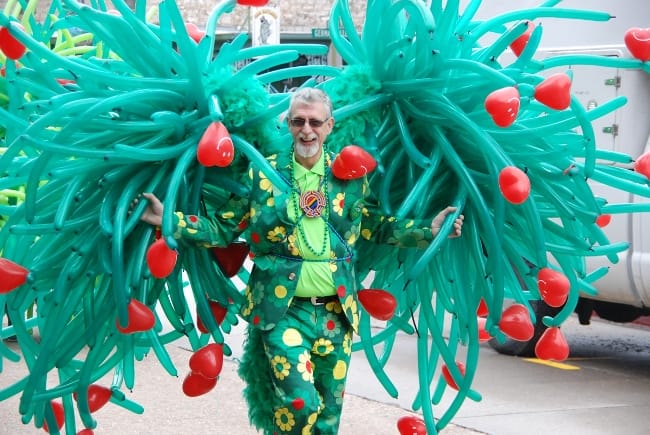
left=1, top=0, right=649, bottom=433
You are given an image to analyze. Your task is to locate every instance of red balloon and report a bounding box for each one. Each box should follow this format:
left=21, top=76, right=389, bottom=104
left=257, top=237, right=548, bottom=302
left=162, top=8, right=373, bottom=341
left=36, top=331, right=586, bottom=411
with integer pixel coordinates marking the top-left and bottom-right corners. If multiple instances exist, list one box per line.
left=534, top=73, right=571, bottom=110
left=77, top=429, right=94, bottom=435
left=484, top=86, right=520, bottom=127
left=357, top=289, right=397, bottom=321
left=210, top=241, right=250, bottom=277
left=331, top=145, right=377, bottom=180
left=624, top=27, right=650, bottom=62
left=0, top=258, right=29, bottom=294
left=237, top=0, right=270, bottom=5
left=189, top=343, right=224, bottom=379
left=535, top=327, right=570, bottom=361
left=0, top=25, right=26, bottom=60
left=42, top=401, right=64, bottom=433
left=197, top=122, right=235, bottom=167
left=182, top=371, right=218, bottom=397
left=476, top=298, right=488, bottom=317
left=396, top=415, right=427, bottom=435
left=185, top=22, right=205, bottom=43
left=73, top=384, right=112, bottom=413
left=537, top=268, right=570, bottom=307
left=116, top=299, right=156, bottom=334
left=56, top=78, right=76, bottom=86
left=197, top=299, right=228, bottom=333
left=498, top=304, right=534, bottom=341
left=634, top=152, right=650, bottom=179
left=498, top=166, right=530, bottom=204
left=146, top=238, right=177, bottom=279
left=441, top=361, right=466, bottom=390
left=595, top=214, right=611, bottom=228
left=509, top=21, right=535, bottom=57
left=477, top=317, right=491, bottom=343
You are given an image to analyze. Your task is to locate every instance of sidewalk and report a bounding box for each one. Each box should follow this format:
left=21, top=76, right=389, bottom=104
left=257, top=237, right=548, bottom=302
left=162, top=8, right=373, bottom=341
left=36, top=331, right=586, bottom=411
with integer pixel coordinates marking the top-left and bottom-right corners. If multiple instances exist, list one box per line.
left=0, top=335, right=482, bottom=435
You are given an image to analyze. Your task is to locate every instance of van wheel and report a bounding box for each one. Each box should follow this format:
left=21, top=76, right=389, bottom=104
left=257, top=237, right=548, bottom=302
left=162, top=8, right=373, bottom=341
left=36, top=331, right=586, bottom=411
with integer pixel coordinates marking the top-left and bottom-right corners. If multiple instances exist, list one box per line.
left=488, top=300, right=561, bottom=357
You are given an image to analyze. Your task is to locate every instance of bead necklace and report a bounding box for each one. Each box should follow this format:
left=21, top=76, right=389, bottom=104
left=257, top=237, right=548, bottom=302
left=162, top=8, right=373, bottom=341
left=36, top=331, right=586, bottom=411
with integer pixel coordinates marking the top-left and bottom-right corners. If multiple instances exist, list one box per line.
left=290, top=151, right=330, bottom=257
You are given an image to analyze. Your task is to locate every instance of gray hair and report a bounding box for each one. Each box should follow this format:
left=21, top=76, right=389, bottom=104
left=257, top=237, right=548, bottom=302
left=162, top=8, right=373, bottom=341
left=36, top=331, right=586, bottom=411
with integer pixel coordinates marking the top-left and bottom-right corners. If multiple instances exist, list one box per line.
left=288, top=87, right=333, bottom=118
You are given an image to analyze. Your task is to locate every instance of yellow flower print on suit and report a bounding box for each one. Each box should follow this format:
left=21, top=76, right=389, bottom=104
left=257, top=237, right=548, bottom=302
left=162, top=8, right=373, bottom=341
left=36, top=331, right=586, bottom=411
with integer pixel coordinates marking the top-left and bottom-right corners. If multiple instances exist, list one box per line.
left=342, top=296, right=359, bottom=330
left=271, top=355, right=291, bottom=380
left=241, top=288, right=254, bottom=316
left=325, top=301, right=343, bottom=314
left=274, top=407, right=296, bottom=432
left=332, top=192, right=345, bottom=216
left=342, top=332, right=352, bottom=356
left=267, top=225, right=287, bottom=242
left=287, top=233, right=300, bottom=256
left=332, top=359, right=348, bottom=380
left=274, top=284, right=288, bottom=299
left=297, top=351, right=314, bottom=382
left=258, top=170, right=273, bottom=193
left=174, top=211, right=187, bottom=227
left=312, top=338, right=334, bottom=356
left=302, top=413, right=318, bottom=434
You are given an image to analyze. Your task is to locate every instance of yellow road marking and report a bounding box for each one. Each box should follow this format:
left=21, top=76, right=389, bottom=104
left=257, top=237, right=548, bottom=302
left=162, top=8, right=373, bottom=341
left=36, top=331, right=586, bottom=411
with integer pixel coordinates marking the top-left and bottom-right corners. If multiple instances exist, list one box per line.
left=522, top=358, right=581, bottom=370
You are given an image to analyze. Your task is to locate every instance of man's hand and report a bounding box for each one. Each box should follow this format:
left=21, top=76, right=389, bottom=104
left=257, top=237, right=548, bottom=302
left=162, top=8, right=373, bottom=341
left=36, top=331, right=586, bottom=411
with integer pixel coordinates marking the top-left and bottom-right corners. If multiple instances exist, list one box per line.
left=431, top=206, right=464, bottom=238
left=138, top=192, right=164, bottom=227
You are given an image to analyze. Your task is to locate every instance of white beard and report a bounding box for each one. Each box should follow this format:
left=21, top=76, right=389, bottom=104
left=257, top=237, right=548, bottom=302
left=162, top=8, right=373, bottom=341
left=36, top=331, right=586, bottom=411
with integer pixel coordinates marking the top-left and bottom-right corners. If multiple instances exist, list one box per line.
left=294, top=142, right=320, bottom=159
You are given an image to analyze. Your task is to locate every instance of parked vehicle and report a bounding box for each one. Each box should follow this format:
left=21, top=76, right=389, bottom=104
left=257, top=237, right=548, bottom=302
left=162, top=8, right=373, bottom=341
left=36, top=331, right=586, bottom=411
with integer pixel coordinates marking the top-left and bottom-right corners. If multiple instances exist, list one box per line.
left=483, top=0, right=650, bottom=356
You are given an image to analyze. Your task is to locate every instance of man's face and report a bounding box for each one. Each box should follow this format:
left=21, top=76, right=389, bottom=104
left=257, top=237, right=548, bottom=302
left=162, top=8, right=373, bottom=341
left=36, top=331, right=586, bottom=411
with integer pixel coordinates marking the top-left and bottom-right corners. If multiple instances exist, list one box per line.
left=288, top=101, right=333, bottom=160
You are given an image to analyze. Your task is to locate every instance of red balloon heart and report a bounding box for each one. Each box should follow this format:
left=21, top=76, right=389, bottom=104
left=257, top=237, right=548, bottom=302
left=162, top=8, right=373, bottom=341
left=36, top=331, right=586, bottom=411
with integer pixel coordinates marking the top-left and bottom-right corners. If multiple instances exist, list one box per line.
left=197, top=122, right=235, bottom=167
left=535, top=327, right=569, bottom=361
left=210, top=241, right=250, bottom=277
left=0, top=258, right=29, bottom=294
left=484, top=87, right=520, bottom=127
left=537, top=268, right=570, bottom=307
left=357, top=289, right=397, bottom=321
left=77, top=429, right=94, bottom=435
left=624, top=27, right=650, bottom=62
left=534, top=73, right=572, bottom=110
left=498, top=166, right=530, bottom=204
left=197, top=300, right=228, bottom=333
left=185, top=22, right=205, bottom=43
left=595, top=214, right=611, bottom=228
left=396, top=415, right=427, bottom=435
left=476, top=298, right=488, bottom=317
left=182, top=371, right=218, bottom=397
left=116, top=299, right=156, bottom=334
left=331, top=145, right=377, bottom=180
left=498, top=304, right=534, bottom=341
left=73, top=384, right=112, bottom=413
left=634, top=152, right=650, bottom=178
left=42, top=401, right=64, bottom=433
left=441, top=361, right=466, bottom=390
left=0, top=24, right=26, bottom=60
left=146, top=238, right=177, bottom=279
left=237, top=0, right=270, bottom=5
left=189, top=343, right=224, bottom=379
left=477, top=317, right=491, bottom=342
left=509, top=21, right=535, bottom=57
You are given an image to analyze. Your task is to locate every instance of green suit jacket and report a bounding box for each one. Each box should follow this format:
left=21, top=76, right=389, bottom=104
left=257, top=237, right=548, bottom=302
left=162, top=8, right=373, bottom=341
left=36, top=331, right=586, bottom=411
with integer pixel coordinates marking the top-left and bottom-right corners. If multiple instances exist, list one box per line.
left=171, top=149, right=434, bottom=333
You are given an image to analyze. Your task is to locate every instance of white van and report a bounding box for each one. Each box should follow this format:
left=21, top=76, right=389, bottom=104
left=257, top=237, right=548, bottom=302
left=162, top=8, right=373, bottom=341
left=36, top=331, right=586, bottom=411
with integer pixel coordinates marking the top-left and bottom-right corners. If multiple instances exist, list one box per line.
left=481, top=0, right=650, bottom=355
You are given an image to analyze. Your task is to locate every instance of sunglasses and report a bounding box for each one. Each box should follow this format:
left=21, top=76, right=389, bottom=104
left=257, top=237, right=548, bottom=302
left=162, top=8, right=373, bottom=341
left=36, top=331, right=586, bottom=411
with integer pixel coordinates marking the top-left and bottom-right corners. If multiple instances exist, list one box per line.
left=288, top=117, right=330, bottom=128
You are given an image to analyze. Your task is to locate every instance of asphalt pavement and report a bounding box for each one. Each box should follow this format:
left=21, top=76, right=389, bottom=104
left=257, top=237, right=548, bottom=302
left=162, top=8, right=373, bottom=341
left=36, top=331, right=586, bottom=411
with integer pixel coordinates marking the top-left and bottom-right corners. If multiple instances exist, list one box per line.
left=0, top=324, right=483, bottom=435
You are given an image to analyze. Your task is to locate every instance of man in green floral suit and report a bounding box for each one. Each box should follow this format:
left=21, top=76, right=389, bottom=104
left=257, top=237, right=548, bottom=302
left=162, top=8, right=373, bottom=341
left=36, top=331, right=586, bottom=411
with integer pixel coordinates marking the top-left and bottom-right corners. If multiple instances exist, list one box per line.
left=140, top=87, right=463, bottom=434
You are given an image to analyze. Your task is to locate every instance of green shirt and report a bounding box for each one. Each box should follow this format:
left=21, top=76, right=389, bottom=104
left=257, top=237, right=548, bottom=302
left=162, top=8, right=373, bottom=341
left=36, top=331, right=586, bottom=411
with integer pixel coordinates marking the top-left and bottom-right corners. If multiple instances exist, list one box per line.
left=288, top=152, right=336, bottom=297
